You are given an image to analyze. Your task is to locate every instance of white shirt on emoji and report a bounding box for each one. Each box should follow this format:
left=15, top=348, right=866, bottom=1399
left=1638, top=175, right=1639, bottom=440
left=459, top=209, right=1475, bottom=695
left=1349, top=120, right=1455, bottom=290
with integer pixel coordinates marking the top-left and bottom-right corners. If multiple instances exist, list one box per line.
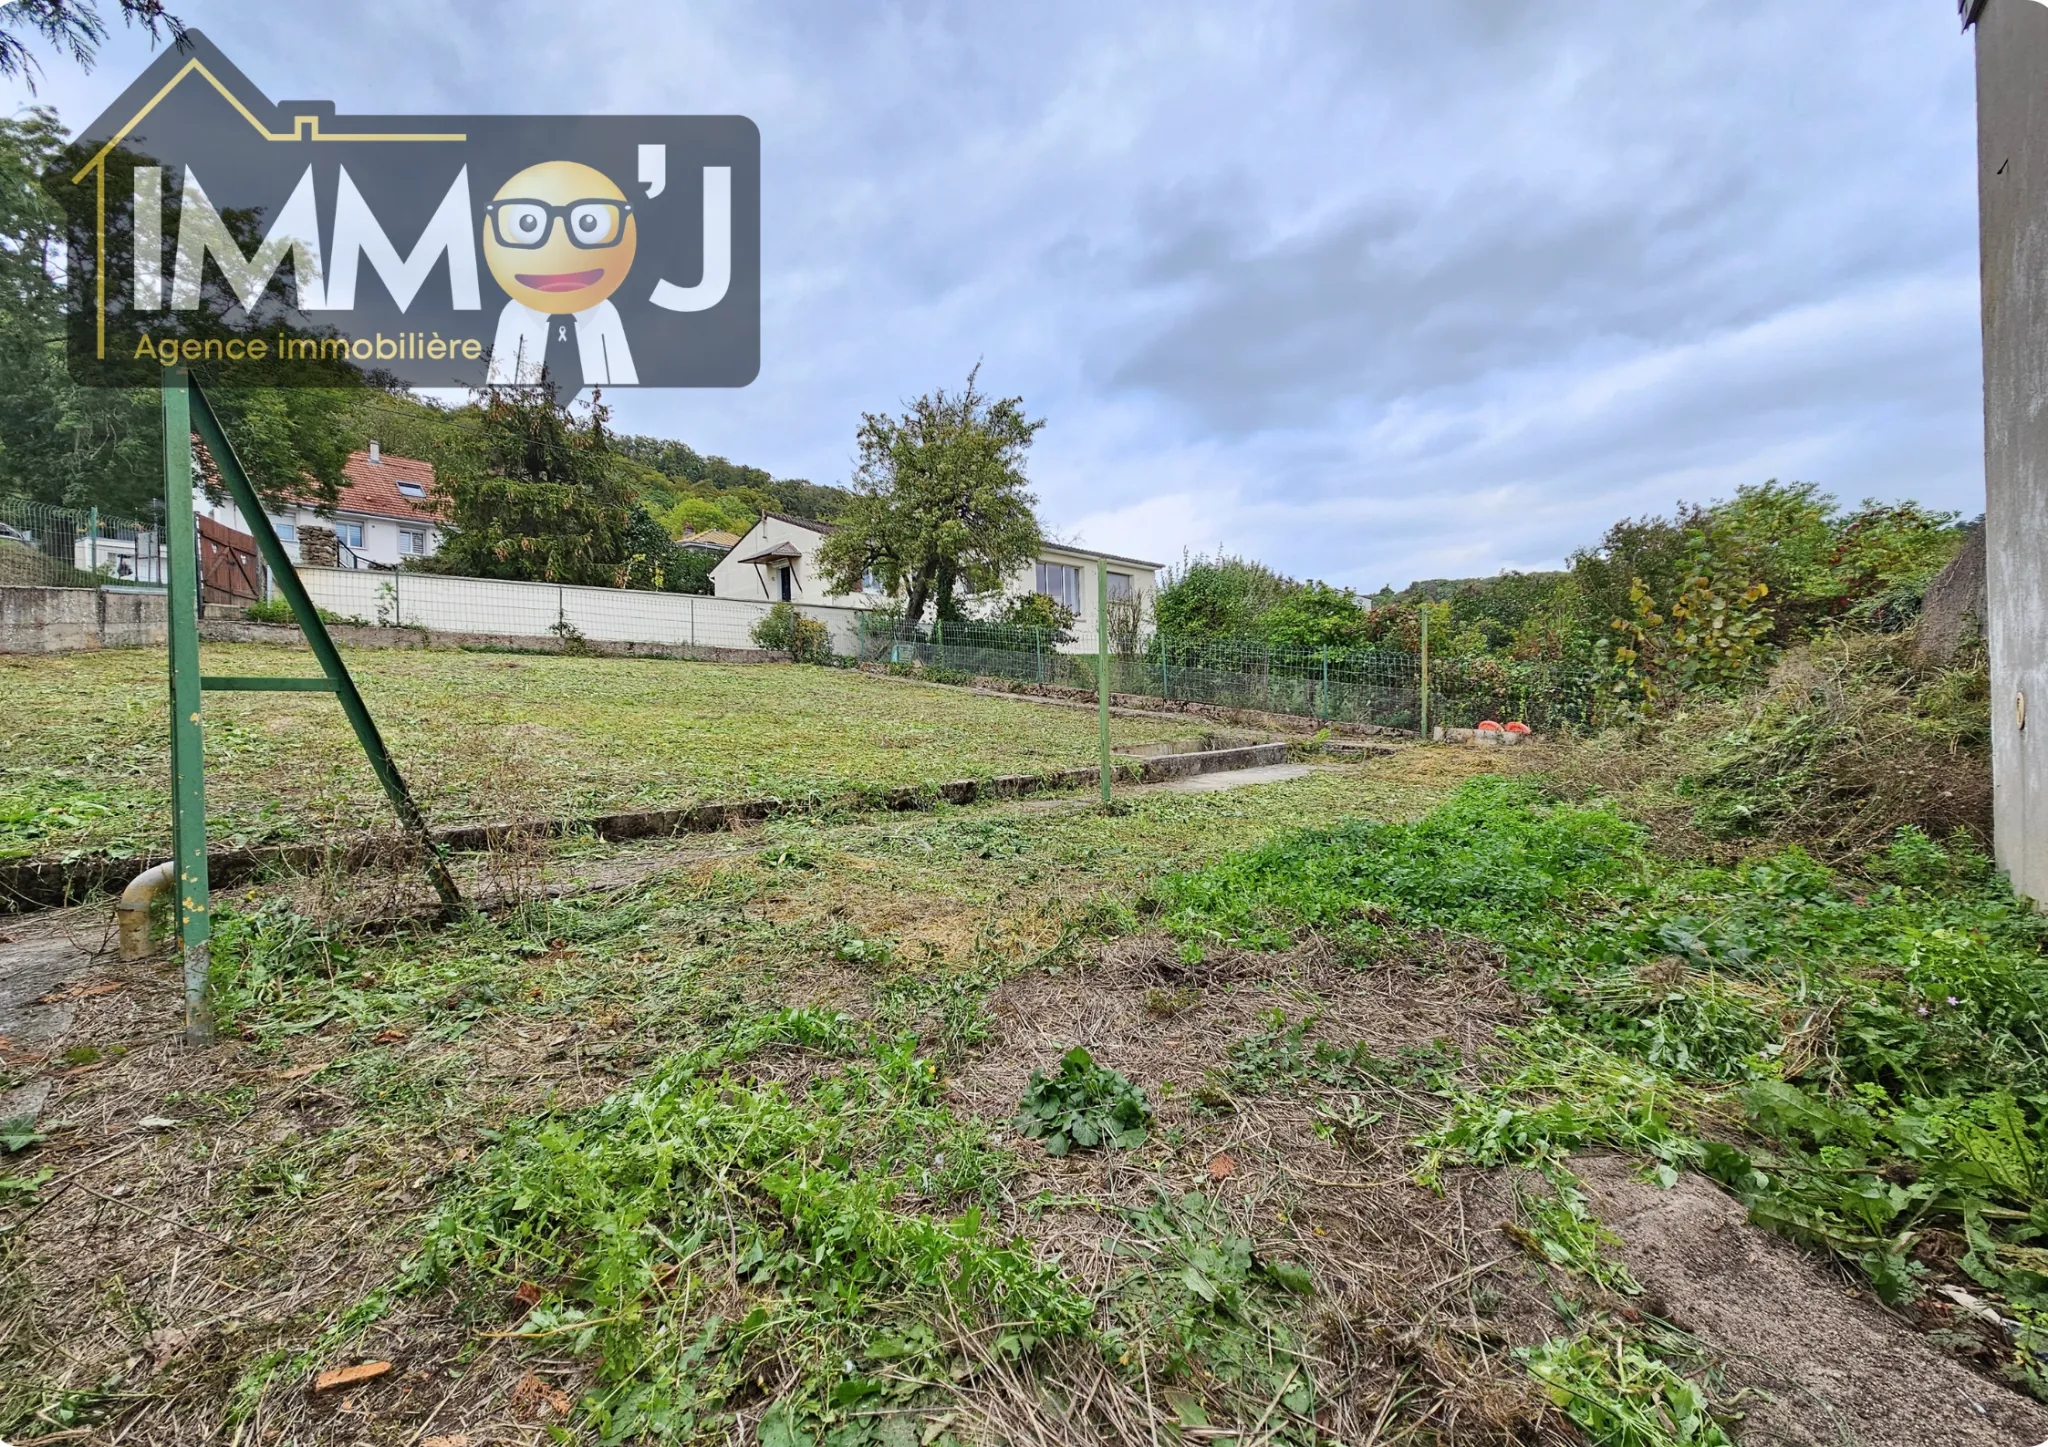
left=487, top=298, right=638, bottom=386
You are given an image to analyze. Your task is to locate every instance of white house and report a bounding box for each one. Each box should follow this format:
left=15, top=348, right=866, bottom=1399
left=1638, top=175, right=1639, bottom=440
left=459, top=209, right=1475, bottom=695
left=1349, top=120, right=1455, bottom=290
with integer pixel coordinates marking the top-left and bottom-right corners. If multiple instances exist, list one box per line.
left=199, top=442, right=444, bottom=569
left=708, top=511, right=1162, bottom=649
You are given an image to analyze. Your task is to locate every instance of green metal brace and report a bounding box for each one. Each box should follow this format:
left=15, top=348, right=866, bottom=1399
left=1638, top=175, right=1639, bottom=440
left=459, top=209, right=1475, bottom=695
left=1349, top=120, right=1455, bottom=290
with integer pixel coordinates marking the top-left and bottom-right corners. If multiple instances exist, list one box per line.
left=161, top=368, right=462, bottom=1043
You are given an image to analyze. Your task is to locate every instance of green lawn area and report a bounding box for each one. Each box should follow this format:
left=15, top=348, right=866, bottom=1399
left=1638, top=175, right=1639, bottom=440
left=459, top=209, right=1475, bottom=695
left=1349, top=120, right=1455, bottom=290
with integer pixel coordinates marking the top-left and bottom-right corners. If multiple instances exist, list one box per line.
left=0, top=645, right=1212, bottom=861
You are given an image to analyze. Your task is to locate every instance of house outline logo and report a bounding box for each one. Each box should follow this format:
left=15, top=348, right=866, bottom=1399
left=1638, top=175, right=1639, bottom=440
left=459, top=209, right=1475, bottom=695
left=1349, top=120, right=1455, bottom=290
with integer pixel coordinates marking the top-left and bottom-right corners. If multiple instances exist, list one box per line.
left=46, top=30, right=760, bottom=390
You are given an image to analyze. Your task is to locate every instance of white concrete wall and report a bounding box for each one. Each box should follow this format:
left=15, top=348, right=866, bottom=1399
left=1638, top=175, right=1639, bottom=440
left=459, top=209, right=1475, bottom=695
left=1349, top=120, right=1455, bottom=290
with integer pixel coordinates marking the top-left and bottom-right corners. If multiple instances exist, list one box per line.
left=295, top=567, right=875, bottom=654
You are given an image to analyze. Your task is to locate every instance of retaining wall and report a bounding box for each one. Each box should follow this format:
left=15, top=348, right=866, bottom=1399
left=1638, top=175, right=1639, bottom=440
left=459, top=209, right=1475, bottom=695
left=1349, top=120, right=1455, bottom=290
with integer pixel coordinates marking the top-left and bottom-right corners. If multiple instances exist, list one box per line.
left=0, top=586, right=166, bottom=653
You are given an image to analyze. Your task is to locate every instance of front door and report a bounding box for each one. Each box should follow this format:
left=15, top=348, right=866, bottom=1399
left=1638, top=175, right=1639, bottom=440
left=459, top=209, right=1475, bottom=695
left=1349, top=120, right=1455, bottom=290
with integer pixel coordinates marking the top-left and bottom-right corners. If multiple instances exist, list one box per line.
left=779, top=565, right=793, bottom=601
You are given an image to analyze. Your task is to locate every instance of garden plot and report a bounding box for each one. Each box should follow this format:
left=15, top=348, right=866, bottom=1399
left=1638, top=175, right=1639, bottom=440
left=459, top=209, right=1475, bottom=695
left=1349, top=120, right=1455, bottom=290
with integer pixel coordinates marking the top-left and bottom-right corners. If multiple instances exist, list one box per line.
left=0, top=646, right=1213, bottom=864
left=3, top=742, right=2044, bottom=1447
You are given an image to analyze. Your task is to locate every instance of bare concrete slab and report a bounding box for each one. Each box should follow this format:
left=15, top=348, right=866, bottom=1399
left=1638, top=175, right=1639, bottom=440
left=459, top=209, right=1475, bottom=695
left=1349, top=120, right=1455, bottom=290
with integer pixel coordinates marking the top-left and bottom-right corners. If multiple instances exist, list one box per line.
left=1149, top=762, right=1314, bottom=794
left=0, top=934, right=93, bottom=1128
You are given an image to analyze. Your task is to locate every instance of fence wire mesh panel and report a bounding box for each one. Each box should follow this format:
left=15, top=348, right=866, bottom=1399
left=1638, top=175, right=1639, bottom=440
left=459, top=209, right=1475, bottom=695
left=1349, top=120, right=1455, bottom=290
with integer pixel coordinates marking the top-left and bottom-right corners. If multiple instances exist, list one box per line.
left=853, top=617, right=1593, bottom=732
left=1, top=495, right=168, bottom=588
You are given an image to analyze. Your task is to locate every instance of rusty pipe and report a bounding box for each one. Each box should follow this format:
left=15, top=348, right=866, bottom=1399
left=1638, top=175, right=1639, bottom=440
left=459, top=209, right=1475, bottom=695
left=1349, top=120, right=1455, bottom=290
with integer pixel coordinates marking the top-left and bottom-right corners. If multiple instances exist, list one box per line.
left=116, top=860, right=174, bottom=961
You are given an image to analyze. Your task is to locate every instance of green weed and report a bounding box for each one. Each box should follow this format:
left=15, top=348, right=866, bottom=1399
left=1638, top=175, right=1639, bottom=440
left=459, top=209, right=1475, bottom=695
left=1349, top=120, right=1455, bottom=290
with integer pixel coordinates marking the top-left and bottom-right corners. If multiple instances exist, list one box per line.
left=405, top=1009, right=1089, bottom=1443
left=1013, top=1048, right=1152, bottom=1155
left=1523, top=1331, right=1733, bottom=1446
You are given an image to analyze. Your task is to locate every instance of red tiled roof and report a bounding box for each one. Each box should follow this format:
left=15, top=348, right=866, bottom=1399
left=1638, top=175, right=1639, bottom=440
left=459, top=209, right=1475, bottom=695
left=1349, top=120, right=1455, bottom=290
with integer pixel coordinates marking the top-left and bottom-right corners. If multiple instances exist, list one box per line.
left=332, top=450, right=438, bottom=522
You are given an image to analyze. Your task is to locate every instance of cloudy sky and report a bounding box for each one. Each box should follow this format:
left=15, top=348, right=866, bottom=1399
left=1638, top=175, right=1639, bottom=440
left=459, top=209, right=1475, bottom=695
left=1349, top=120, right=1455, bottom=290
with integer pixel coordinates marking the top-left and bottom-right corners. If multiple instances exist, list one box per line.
left=8, top=0, right=1986, bottom=590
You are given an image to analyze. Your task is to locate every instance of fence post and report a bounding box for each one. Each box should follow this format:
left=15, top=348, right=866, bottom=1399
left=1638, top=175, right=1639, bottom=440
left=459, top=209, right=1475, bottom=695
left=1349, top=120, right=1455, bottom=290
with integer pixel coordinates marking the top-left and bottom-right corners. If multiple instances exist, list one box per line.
left=1098, top=563, right=1112, bottom=807
left=161, top=367, right=213, bottom=1045
left=1420, top=610, right=1431, bottom=741
left=1035, top=625, right=1043, bottom=685
left=87, top=506, right=98, bottom=580
left=1319, top=649, right=1329, bottom=720
left=1161, top=631, right=1170, bottom=702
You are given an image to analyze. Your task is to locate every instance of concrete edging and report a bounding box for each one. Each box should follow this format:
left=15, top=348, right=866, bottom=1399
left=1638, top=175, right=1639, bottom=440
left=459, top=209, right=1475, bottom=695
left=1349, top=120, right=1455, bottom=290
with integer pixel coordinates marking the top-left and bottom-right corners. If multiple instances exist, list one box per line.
left=0, top=742, right=1287, bottom=914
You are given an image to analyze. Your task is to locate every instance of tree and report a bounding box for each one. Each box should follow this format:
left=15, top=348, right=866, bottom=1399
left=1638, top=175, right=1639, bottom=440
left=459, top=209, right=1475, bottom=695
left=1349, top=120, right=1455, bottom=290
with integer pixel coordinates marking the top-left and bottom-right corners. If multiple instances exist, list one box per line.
left=423, top=384, right=690, bottom=590
left=1153, top=552, right=1292, bottom=640
left=0, top=1, right=183, bottom=91
left=1258, top=580, right=1370, bottom=650
left=816, top=367, right=1043, bottom=625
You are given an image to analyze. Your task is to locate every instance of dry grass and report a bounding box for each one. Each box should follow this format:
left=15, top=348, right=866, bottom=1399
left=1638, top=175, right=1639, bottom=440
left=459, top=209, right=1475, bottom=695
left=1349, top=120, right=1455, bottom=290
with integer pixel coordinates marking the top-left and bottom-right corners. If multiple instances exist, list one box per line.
left=1547, top=631, right=1992, bottom=862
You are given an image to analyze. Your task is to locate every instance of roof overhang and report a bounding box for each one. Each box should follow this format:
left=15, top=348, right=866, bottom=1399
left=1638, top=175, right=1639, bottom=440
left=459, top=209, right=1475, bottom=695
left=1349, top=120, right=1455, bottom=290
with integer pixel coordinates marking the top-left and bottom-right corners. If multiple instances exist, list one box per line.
left=1964, top=0, right=1989, bottom=27
left=736, top=541, right=803, bottom=565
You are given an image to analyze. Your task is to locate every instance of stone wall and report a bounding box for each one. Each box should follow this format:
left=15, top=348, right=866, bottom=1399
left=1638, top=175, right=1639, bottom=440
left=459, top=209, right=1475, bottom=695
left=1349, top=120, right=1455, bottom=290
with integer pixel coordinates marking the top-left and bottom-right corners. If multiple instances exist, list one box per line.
left=0, top=586, right=166, bottom=654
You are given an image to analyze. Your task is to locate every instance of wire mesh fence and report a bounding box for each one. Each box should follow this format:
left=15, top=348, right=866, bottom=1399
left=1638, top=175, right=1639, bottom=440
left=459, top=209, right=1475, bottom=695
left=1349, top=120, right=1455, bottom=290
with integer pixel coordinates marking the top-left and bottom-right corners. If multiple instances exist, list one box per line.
left=852, top=616, right=1595, bottom=733
left=0, top=495, right=169, bottom=589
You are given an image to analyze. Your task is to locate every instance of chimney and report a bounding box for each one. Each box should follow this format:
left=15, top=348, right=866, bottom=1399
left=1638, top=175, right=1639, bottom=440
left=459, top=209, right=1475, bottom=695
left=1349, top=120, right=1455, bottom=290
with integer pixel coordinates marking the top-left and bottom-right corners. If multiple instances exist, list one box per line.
left=368, top=440, right=381, bottom=464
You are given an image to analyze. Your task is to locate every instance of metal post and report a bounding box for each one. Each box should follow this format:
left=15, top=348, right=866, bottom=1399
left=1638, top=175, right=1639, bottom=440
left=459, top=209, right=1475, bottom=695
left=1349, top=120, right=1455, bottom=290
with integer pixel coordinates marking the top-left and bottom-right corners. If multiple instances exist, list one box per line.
left=186, top=383, right=461, bottom=913
left=87, top=506, right=98, bottom=578
left=1420, top=609, right=1431, bottom=741
left=160, top=368, right=213, bottom=1045
left=1161, top=631, right=1170, bottom=702
left=1035, top=626, right=1043, bottom=685
left=1098, top=564, right=1112, bottom=807
left=1319, top=649, right=1329, bottom=720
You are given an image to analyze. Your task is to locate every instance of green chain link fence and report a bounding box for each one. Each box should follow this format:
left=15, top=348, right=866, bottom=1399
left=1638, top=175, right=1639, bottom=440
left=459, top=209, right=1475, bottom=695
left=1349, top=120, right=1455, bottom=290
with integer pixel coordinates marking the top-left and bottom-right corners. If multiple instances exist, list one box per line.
left=853, top=615, right=1594, bottom=733
left=1, top=495, right=168, bottom=589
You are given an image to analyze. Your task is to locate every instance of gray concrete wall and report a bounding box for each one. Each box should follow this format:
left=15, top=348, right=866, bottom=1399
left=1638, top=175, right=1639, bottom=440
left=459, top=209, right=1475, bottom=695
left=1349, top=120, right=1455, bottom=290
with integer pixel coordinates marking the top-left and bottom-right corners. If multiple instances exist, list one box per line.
left=0, top=586, right=166, bottom=654
left=1977, top=1, right=2048, bottom=904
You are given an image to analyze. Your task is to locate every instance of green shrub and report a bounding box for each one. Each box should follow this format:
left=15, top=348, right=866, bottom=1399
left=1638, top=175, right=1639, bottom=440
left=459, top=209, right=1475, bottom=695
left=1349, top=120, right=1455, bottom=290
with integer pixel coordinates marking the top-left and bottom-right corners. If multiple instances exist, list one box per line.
left=750, top=600, right=833, bottom=663
left=1013, top=1047, right=1152, bottom=1155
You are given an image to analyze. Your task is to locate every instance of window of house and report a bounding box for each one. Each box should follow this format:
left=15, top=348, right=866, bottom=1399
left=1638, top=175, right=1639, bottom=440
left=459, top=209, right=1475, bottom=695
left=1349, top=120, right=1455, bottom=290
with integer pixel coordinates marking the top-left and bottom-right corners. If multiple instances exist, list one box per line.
left=335, top=521, right=365, bottom=549
left=273, top=521, right=297, bottom=543
left=1107, top=571, right=1134, bottom=602
left=399, top=529, right=429, bottom=556
left=397, top=480, right=426, bottom=499
left=861, top=569, right=883, bottom=595
left=1036, top=561, right=1081, bottom=612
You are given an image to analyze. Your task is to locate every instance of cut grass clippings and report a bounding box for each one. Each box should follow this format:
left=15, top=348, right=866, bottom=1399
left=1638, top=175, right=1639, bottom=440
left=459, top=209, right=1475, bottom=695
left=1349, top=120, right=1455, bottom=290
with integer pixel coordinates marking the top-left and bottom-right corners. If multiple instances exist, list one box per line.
left=0, top=646, right=1212, bottom=863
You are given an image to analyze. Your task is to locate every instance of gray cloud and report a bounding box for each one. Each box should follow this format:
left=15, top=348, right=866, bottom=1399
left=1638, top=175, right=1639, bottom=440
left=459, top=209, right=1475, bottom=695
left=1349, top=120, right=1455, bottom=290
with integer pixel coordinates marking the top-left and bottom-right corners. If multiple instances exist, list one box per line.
left=9, top=0, right=1987, bottom=591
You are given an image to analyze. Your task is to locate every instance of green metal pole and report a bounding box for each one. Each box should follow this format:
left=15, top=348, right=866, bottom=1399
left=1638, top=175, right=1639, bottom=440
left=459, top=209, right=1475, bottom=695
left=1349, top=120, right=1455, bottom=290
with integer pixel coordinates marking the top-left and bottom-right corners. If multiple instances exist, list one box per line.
left=161, top=367, right=213, bottom=1045
left=1419, top=609, right=1431, bottom=741
left=1035, top=626, right=1043, bottom=685
left=187, top=384, right=461, bottom=912
left=1319, top=649, right=1329, bottom=721
left=1098, top=565, right=1112, bottom=807
left=1161, top=631, right=1170, bottom=702
left=87, top=506, right=97, bottom=577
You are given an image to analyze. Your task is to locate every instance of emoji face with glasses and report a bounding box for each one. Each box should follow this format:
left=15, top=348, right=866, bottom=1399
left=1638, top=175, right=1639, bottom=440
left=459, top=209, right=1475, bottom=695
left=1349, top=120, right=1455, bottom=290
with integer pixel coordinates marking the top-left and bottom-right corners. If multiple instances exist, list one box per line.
left=484, top=160, right=641, bottom=386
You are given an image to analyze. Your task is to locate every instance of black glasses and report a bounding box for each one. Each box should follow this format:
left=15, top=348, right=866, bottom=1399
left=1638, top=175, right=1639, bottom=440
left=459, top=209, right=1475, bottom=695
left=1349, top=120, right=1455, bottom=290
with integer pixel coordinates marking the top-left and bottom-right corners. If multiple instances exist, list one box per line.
left=484, top=198, right=632, bottom=250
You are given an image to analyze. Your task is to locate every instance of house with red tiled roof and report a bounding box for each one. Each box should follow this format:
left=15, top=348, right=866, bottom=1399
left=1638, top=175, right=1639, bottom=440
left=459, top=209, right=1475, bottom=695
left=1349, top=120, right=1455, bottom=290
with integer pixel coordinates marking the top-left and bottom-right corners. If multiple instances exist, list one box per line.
left=199, top=441, right=444, bottom=569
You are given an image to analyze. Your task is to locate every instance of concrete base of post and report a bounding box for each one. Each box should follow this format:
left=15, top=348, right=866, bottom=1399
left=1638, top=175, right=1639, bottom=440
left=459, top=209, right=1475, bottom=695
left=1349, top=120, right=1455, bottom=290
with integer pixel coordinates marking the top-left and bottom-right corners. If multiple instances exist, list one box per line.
left=183, top=940, right=215, bottom=1046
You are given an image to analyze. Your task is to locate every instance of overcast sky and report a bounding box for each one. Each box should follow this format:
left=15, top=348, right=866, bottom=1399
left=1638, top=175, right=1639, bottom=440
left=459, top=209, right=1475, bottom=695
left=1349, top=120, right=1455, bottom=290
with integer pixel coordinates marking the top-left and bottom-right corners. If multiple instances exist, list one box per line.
left=7, top=1, right=1985, bottom=590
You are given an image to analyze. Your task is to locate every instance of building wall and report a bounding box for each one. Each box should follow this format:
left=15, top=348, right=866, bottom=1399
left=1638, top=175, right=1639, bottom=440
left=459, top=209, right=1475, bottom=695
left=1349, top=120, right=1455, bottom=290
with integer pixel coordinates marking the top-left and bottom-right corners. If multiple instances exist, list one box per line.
left=708, top=515, right=872, bottom=607
left=707, top=520, right=1160, bottom=651
left=1977, top=0, right=2048, bottom=905
left=1003, top=546, right=1160, bottom=648
left=198, top=492, right=441, bottom=569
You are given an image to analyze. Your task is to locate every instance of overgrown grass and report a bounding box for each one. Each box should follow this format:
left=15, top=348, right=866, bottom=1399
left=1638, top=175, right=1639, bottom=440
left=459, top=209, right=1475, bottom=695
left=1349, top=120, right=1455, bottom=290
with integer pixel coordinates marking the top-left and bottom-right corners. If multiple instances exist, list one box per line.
left=0, top=645, right=1209, bottom=860
left=1156, top=775, right=2048, bottom=1400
